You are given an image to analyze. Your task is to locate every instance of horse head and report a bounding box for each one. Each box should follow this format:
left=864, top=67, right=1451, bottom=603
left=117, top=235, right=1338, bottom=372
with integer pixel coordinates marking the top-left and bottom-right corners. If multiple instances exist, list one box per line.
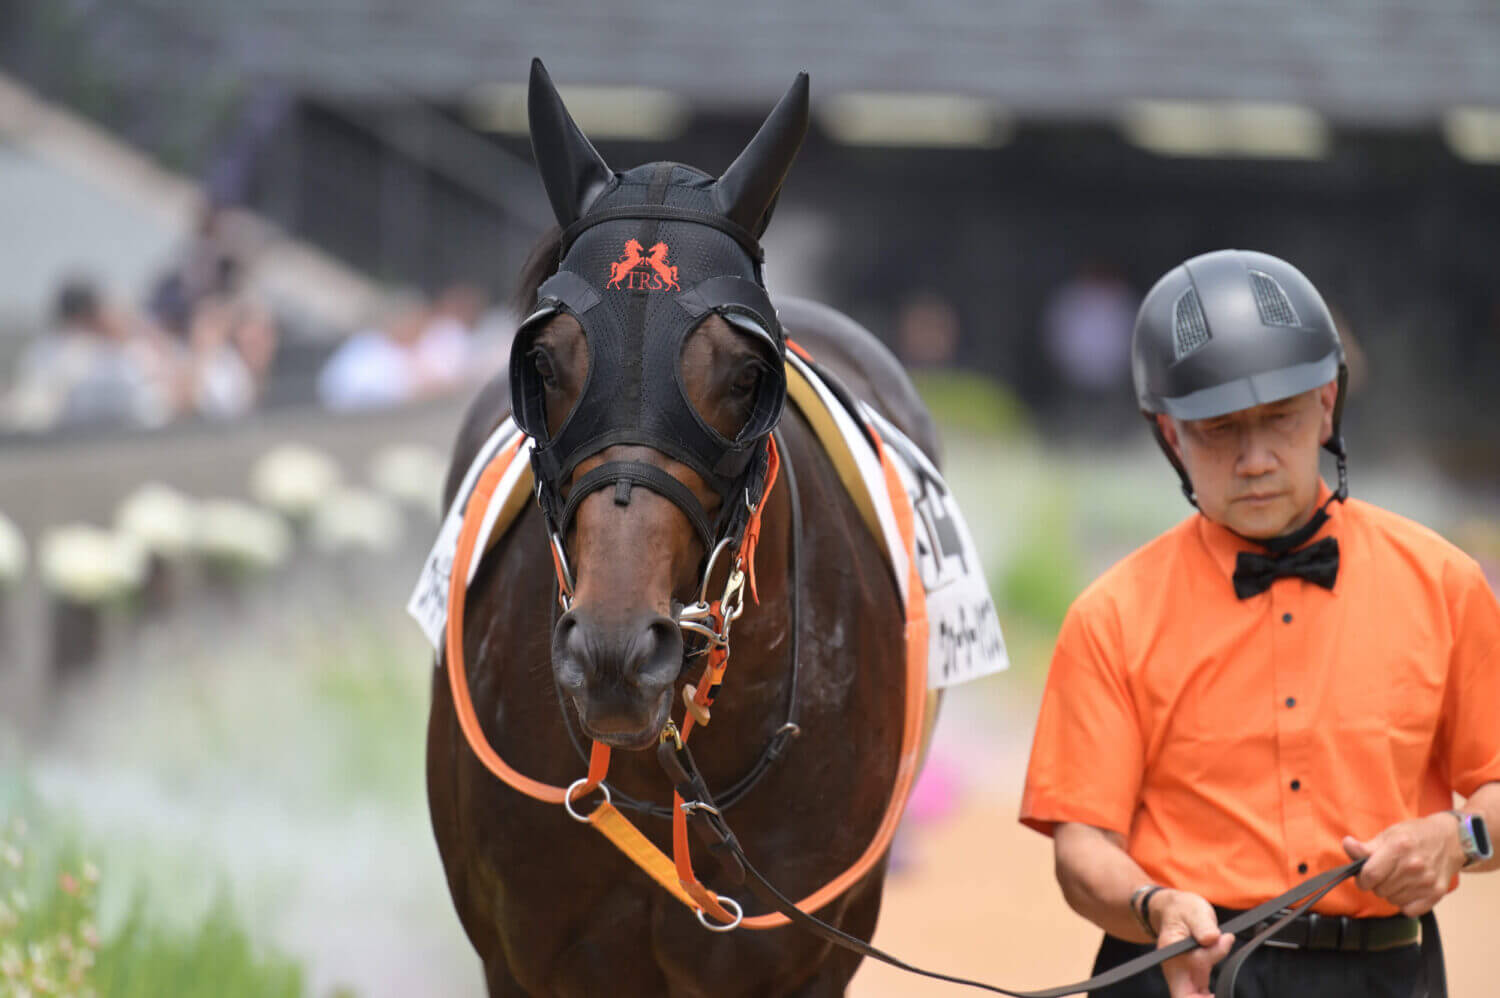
left=511, top=59, right=809, bottom=750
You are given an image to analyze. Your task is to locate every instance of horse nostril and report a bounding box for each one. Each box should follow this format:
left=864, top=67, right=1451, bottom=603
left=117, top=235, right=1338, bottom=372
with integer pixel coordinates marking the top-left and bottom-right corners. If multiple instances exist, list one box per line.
left=552, top=612, right=588, bottom=691
left=629, top=615, right=684, bottom=688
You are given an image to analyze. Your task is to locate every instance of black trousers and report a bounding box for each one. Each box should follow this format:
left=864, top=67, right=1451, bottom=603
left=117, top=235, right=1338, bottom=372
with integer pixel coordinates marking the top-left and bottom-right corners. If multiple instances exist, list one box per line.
left=1087, top=933, right=1423, bottom=998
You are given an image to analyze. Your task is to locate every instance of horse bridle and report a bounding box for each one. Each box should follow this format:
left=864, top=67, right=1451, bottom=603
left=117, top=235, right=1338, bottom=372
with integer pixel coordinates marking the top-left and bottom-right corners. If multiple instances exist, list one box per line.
left=550, top=426, right=805, bottom=821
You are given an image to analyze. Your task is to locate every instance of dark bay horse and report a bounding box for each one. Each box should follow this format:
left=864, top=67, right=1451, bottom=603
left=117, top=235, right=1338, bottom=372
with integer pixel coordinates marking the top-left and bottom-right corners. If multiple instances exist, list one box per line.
left=426, top=62, right=941, bottom=997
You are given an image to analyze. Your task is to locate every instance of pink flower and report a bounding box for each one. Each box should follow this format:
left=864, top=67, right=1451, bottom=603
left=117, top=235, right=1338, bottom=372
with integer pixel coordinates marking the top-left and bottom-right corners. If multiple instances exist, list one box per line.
left=58, top=873, right=79, bottom=897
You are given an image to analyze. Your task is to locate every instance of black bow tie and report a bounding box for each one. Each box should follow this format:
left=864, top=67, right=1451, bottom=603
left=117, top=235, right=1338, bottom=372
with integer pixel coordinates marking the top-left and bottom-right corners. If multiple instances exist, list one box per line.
left=1233, top=537, right=1340, bottom=599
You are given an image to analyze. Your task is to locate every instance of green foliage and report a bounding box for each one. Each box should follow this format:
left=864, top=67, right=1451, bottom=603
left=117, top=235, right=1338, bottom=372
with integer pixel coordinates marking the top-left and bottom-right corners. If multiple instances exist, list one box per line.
left=993, top=490, right=1083, bottom=642
left=305, top=619, right=430, bottom=805
left=91, top=896, right=303, bottom=998
left=0, top=805, right=306, bottom=998
left=909, top=369, right=1033, bottom=440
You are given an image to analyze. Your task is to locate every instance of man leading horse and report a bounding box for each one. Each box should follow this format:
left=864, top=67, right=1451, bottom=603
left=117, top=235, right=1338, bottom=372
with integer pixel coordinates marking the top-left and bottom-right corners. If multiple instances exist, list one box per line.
left=1021, top=250, right=1500, bottom=998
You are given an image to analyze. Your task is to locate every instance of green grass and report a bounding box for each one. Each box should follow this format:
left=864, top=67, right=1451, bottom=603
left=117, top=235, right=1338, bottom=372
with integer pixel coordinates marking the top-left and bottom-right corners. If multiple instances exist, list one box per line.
left=993, top=485, right=1085, bottom=646
left=92, top=896, right=302, bottom=998
left=0, top=800, right=305, bottom=998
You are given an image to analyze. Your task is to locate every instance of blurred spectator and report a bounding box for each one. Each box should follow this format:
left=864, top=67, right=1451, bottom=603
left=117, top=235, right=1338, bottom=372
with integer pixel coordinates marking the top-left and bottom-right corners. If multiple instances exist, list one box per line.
left=316, top=288, right=484, bottom=411
left=1042, top=263, right=1137, bottom=394
left=5, top=277, right=186, bottom=431
left=1039, top=263, right=1138, bottom=435
left=416, top=283, right=487, bottom=387
left=186, top=255, right=280, bottom=419
left=896, top=292, right=962, bottom=368
left=147, top=204, right=244, bottom=338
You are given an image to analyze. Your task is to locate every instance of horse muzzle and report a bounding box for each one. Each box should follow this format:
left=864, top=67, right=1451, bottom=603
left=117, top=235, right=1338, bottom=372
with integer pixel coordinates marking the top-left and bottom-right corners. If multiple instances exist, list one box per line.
left=553, top=607, right=683, bottom=750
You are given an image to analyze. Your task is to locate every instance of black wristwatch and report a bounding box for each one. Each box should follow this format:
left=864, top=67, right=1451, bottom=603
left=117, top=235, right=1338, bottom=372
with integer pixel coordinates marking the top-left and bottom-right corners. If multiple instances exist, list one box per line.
left=1447, top=810, right=1492, bottom=868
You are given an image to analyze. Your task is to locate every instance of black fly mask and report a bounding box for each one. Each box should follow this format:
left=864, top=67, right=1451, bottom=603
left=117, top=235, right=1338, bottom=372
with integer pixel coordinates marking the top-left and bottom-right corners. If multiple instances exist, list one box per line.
left=511, top=60, right=809, bottom=566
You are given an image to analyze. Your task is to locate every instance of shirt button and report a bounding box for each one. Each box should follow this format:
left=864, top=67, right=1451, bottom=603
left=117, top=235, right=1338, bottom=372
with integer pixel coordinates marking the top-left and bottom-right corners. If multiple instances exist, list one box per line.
left=1298, top=862, right=1309, bottom=874
left=1285, top=696, right=1296, bottom=708
left=1290, top=779, right=1301, bottom=791
left=1282, top=612, right=1293, bottom=623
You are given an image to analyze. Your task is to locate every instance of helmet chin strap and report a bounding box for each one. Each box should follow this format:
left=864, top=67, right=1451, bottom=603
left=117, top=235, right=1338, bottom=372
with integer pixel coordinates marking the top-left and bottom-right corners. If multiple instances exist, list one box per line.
left=1146, top=413, right=1350, bottom=555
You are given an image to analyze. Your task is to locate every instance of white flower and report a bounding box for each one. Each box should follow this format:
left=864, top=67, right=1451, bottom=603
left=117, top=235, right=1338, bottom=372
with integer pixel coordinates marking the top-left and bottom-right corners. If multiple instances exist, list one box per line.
left=114, top=483, right=198, bottom=559
left=193, top=500, right=292, bottom=571
left=248, top=444, right=343, bottom=518
left=368, top=443, right=447, bottom=516
left=2, top=845, right=18, bottom=870
left=309, top=487, right=405, bottom=555
left=37, top=526, right=148, bottom=604
left=0, top=512, right=25, bottom=587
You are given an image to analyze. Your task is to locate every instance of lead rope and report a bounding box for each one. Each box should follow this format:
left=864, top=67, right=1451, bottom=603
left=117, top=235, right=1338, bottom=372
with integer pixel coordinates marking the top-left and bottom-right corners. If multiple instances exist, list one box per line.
left=664, top=744, right=1448, bottom=998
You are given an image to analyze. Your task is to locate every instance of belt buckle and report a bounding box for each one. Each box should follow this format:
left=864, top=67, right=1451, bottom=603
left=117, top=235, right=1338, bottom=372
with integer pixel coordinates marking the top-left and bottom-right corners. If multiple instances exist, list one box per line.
left=1307, top=912, right=1342, bottom=951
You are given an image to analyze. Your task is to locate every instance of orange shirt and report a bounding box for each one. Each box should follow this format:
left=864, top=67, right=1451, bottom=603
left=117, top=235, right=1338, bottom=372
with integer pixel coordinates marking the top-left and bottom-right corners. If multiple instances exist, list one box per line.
left=1020, top=483, right=1500, bottom=916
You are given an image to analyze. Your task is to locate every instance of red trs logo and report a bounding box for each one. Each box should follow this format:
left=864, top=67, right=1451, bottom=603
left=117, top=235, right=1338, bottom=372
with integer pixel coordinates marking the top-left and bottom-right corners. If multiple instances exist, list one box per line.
left=606, top=239, right=680, bottom=291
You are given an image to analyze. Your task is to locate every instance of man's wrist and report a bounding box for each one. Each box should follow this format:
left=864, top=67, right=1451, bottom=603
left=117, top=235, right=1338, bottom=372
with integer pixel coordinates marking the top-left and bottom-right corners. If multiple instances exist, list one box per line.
left=1446, top=809, right=1493, bottom=868
left=1131, top=884, right=1166, bottom=937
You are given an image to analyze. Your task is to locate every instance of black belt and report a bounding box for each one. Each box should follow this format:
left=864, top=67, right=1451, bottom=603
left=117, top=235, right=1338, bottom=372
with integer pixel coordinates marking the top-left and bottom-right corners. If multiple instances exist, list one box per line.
left=1216, top=905, right=1420, bottom=954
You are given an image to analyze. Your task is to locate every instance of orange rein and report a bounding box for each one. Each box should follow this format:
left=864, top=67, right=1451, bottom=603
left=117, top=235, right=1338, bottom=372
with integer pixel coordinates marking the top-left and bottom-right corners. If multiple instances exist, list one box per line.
left=442, top=377, right=928, bottom=930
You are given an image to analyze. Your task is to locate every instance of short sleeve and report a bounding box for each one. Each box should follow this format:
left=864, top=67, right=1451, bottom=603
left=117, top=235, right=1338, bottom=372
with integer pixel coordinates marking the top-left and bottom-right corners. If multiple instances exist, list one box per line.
left=1019, top=596, right=1145, bottom=838
left=1440, top=562, right=1500, bottom=796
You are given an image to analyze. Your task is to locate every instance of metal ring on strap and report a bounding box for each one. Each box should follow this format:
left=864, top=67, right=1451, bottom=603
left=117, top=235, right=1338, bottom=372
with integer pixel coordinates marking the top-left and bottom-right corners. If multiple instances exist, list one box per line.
left=695, top=895, right=743, bottom=933
left=563, top=778, right=611, bottom=823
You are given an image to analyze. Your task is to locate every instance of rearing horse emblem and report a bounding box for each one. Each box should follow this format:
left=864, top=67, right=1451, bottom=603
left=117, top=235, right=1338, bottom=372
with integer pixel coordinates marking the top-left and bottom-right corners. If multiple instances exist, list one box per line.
left=645, top=242, right=680, bottom=290
left=606, top=238, right=646, bottom=288
left=605, top=239, right=680, bottom=291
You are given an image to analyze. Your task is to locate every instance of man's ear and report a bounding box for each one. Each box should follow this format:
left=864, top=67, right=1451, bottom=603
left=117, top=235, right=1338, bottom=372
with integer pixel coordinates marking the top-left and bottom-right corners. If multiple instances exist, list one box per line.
left=1316, top=380, right=1339, bottom=446
left=1157, top=413, right=1184, bottom=461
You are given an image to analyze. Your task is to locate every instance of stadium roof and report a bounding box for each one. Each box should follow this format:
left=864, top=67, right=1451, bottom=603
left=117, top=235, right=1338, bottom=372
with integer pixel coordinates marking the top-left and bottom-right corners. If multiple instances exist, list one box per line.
left=89, top=0, right=1500, bottom=127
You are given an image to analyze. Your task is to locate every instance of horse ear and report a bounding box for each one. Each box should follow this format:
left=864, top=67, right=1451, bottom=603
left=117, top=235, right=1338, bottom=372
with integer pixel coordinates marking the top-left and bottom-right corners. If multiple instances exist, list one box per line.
left=528, top=58, right=613, bottom=227
left=715, top=73, right=810, bottom=238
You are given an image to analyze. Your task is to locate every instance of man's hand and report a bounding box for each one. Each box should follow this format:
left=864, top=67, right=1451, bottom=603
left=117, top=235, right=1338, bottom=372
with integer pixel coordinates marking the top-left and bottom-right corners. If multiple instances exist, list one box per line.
left=1151, top=889, right=1235, bottom=998
left=1342, top=813, right=1466, bottom=916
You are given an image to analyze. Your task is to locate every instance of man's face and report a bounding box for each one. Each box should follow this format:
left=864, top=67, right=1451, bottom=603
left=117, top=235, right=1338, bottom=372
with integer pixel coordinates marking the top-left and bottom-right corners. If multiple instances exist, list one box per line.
left=1159, top=381, right=1338, bottom=539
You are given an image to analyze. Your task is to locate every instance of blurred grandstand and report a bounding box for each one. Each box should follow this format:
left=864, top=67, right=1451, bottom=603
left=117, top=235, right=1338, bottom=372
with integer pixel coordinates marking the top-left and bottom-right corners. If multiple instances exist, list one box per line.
left=3, top=0, right=1498, bottom=465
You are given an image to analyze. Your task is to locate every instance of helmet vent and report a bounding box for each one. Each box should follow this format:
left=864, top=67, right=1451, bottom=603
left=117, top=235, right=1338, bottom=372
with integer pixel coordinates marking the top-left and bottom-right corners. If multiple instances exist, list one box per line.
left=1249, top=271, right=1301, bottom=327
left=1172, top=288, right=1211, bottom=359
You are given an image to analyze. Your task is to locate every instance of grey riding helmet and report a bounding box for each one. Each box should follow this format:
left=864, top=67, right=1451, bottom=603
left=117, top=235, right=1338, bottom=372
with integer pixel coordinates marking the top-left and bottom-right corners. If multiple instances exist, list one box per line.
left=1131, top=249, right=1349, bottom=503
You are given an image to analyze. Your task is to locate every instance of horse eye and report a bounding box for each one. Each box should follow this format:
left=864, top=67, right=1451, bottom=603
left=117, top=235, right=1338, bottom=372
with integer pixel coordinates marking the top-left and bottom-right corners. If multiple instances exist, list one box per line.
left=729, top=364, right=762, bottom=399
left=530, top=347, right=558, bottom=389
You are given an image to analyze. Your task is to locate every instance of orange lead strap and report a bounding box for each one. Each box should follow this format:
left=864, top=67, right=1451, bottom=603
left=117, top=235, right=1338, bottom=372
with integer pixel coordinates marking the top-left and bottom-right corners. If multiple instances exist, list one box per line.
left=445, top=436, right=574, bottom=806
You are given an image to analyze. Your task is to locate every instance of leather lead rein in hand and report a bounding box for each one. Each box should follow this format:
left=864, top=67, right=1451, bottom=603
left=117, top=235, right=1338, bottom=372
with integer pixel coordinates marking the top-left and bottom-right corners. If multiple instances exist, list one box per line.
left=662, top=742, right=1447, bottom=998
